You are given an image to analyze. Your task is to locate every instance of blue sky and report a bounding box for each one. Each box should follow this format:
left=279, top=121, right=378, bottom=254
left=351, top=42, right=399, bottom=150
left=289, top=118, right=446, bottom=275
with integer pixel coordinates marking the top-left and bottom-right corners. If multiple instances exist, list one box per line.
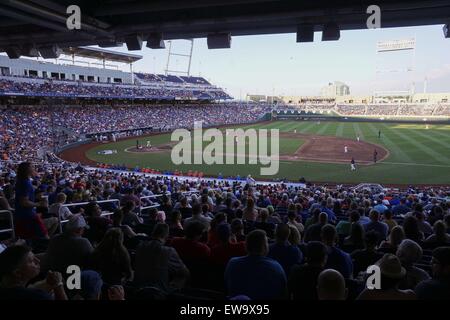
left=6, top=24, right=448, bottom=99
left=116, top=24, right=450, bottom=99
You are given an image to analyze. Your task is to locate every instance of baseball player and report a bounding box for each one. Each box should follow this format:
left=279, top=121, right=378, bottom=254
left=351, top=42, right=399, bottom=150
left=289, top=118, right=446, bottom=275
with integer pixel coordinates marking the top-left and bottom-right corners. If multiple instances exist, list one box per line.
left=344, top=146, right=348, bottom=153
left=373, top=149, right=378, bottom=163
left=351, top=158, right=356, bottom=171
left=357, top=136, right=360, bottom=142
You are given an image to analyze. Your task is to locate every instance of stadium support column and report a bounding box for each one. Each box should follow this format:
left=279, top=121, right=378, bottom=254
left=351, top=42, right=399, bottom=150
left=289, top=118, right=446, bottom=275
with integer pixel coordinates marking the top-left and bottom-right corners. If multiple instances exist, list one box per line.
left=130, top=62, right=134, bottom=83
left=130, top=62, right=134, bottom=84
left=187, top=39, right=194, bottom=76
left=130, top=62, right=134, bottom=107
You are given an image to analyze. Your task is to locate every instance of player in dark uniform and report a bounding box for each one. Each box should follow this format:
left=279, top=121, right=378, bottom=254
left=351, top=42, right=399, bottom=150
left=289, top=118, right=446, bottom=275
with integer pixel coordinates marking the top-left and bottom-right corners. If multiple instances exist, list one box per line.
left=378, top=130, right=381, bottom=138
left=374, top=149, right=378, bottom=163
left=351, top=157, right=356, bottom=171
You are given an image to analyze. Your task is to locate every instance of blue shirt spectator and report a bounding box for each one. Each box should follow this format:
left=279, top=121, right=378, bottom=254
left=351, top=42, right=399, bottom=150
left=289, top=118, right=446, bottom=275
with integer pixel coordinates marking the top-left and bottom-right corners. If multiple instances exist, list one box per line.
left=225, top=230, right=287, bottom=299
left=359, top=215, right=371, bottom=224
left=389, top=196, right=400, bottom=206
left=393, top=199, right=411, bottom=216
left=321, top=224, right=353, bottom=279
left=373, top=202, right=389, bottom=214
left=15, top=178, right=35, bottom=219
left=321, top=206, right=336, bottom=222
left=325, top=246, right=354, bottom=279
left=363, top=210, right=389, bottom=243
left=268, top=239, right=303, bottom=275
left=225, top=255, right=287, bottom=299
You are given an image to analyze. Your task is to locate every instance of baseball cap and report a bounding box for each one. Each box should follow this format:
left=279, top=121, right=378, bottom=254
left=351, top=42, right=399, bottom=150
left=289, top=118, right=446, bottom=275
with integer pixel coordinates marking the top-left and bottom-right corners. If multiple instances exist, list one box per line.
left=376, top=254, right=406, bottom=279
left=65, top=214, right=89, bottom=231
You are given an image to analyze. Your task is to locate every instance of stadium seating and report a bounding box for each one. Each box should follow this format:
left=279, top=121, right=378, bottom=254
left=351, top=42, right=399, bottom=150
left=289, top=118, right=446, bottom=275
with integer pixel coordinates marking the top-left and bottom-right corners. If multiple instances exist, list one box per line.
left=275, top=103, right=450, bottom=117
left=0, top=97, right=448, bottom=301
left=0, top=76, right=232, bottom=101
left=0, top=103, right=273, bottom=162
left=0, top=160, right=448, bottom=300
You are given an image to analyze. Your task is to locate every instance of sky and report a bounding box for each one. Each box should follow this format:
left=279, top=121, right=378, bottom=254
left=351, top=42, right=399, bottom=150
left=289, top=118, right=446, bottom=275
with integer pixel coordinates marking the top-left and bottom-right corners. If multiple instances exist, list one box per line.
left=12, top=24, right=450, bottom=99
left=110, top=24, right=450, bottom=99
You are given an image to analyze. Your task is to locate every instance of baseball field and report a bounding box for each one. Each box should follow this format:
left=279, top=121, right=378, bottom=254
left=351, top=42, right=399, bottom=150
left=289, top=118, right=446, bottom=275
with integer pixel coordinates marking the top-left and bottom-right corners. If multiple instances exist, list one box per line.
left=60, top=120, right=450, bottom=185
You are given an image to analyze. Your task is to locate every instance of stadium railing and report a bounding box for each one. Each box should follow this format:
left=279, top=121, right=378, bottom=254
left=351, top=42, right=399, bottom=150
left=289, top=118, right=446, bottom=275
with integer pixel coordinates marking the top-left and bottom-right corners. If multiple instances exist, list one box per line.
left=59, top=199, right=120, bottom=232
left=0, top=210, right=15, bottom=240
left=181, top=191, right=201, bottom=196
left=180, top=190, right=202, bottom=200
left=139, top=195, right=162, bottom=216
left=83, top=165, right=306, bottom=188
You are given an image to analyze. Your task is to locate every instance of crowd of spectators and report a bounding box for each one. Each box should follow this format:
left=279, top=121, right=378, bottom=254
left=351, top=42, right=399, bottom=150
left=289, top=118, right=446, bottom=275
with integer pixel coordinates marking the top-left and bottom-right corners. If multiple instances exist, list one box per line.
left=135, top=73, right=211, bottom=86
left=335, top=105, right=366, bottom=115
left=367, top=105, right=399, bottom=115
left=398, top=105, right=437, bottom=116
left=276, top=104, right=334, bottom=113
left=0, top=78, right=231, bottom=101
left=434, top=105, right=450, bottom=116
left=336, top=104, right=450, bottom=116
left=278, top=103, right=450, bottom=117
left=0, top=161, right=449, bottom=300
left=0, top=103, right=272, bottom=162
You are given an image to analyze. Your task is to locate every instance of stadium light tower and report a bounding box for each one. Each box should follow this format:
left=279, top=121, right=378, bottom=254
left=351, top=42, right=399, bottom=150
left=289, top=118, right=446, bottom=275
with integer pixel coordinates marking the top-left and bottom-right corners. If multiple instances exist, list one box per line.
left=164, top=39, right=194, bottom=76
left=374, top=38, right=416, bottom=102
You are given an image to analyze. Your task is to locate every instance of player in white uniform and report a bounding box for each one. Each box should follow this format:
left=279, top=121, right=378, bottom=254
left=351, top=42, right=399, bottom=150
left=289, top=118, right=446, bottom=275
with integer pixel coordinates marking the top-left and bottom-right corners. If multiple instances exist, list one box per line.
left=344, top=146, right=348, bottom=153
left=351, top=158, right=356, bottom=171
left=357, top=136, right=360, bottom=142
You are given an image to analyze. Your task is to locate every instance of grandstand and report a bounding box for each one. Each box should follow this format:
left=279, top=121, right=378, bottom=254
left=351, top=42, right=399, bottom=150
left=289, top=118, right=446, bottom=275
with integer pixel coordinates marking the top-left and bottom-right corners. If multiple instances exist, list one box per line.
left=0, top=52, right=449, bottom=303
left=0, top=0, right=450, bottom=306
left=0, top=51, right=231, bottom=101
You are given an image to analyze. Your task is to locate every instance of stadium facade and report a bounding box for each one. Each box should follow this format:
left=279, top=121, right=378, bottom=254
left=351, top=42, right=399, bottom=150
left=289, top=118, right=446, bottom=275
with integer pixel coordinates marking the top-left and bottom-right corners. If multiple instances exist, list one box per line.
left=0, top=52, right=232, bottom=102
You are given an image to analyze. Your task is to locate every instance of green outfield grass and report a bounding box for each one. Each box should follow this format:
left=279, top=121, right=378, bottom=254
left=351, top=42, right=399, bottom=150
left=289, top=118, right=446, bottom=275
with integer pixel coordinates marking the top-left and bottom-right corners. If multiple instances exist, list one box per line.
left=85, top=121, right=450, bottom=185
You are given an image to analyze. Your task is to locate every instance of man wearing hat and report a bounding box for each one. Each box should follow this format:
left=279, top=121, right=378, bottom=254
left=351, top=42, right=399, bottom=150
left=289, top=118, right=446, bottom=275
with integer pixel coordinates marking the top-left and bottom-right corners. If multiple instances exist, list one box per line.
left=41, top=214, right=93, bottom=274
left=415, top=247, right=450, bottom=299
left=357, top=254, right=416, bottom=300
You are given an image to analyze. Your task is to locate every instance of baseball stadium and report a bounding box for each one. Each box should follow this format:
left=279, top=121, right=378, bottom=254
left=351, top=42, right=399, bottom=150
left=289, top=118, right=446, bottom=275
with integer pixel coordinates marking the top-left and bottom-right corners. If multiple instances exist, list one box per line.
left=0, top=0, right=450, bottom=307
left=61, top=117, right=449, bottom=185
